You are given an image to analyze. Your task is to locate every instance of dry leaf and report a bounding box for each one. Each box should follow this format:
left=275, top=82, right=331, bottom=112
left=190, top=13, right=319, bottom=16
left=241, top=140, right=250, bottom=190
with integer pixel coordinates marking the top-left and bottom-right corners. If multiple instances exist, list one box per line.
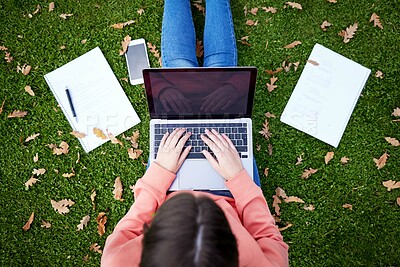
left=147, top=42, right=162, bottom=66
left=119, top=35, right=131, bottom=55
left=110, top=20, right=135, bottom=29
left=392, top=108, right=400, bottom=117
left=41, top=220, right=51, bottom=228
left=62, top=172, right=75, bottom=178
left=60, top=45, right=66, bottom=50
left=129, top=184, right=135, bottom=193
left=76, top=152, right=80, bottom=164
left=24, top=85, right=35, bottom=96
left=265, top=68, right=283, bottom=76
left=128, top=148, right=143, bottom=159
left=262, top=7, right=277, bottom=13
left=340, top=156, right=350, bottom=164
left=246, top=19, right=258, bottom=26
left=342, top=203, right=353, bottom=210
left=51, top=199, right=75, bottom=214
left=286, top=2, right=302, bottom=10
left=249, top=7, right=258, bottom=15
left=259, top=119, right=272, bottom=139
left=113, top=176, right=124, bottom=201
left=196, top=39, right=204, bottom=58
left=25, top=176, right=39, bottom=189
left=93, top=128, right=107, bottom=139
left=91, top=189, right=97, bottom=210
left=266, top=76, right=278, bottom=92
left=83, top=254, right=89, bottom=262
left=81, top=39, right=87, bottom=44
left=375, top=70, right=384, bottom=79
left=17, top=64, right=32, bottom=75
left=327, top=0, right=337, bottom=3
left=370, top=13, right=383, bottom=29
left=77, top=215, right=90, bottom=231
left=107, top=131, right=123, bottom=146
left=256, top=144, right=261, bottom=151
left=301, top=168, right=318, bottom=179
left=7, top=110, right=28, bottom=118
left=5, top=51, right=13, bottom=63
left=33, top=153, right=39, bottom=163
left=25, top=133, right=40, bottom=142
left=49, top=2, right=55, bottom=12
left=397, top=197, right=400, bottom=206
left=338, top=22, right=358, bottom=43
left=70, top=130, right=86, bottom=138
left=278, top=223, right=293, bottom=231
left=307, top=59, right=319, bottom=66
left=52, top=141, right=69, bottom=155
left=22, top=212, right=35, bottom=231
left=60, top=13, right=73, bottom=19
left=32, top=168, right=46, bottom=176
left=272, top=195, right=281, bottom=216
left=265, top=112, right=276, bottom=118
left=276, top=187, right=288, bottom=200
left=89, top=243, right=103, bottom=254
left=284, top=40, right=302, bottom=48
left=268, top=144, right=273, bottom=156
left=0, top=98, right=5, bottom=114
left=96, top=212, right=107, bottom=236
left=137, top=8, right=144, bottom=15
left=293, top=61, right=300, bottom=71
left=324, top=151, right=334, bottom=164
left=264, top=167, right=269, bottom=177
left=384, top=137, right=400, bottom=147
left=303, top=204, right=315, bottom=211
left=382, top=180, right=400, bottom=191
left=284, top=196, right=305, bottom=203
left=373, top=152, right=389, bottom=169
left=193, top=3, right=205, bottom=14
left=321, top=20, right=332, bottom=31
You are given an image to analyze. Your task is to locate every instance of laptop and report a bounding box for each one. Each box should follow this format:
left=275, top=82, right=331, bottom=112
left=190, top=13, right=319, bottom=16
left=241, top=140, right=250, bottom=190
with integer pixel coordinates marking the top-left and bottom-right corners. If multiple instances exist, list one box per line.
left=143, top=67, right=258, bottom=191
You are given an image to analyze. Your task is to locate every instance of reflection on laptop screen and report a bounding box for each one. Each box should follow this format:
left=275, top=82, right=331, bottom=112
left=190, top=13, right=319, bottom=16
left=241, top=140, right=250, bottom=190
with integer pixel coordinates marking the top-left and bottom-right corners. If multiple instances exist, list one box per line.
left=144, top=68, right=257, bottom=119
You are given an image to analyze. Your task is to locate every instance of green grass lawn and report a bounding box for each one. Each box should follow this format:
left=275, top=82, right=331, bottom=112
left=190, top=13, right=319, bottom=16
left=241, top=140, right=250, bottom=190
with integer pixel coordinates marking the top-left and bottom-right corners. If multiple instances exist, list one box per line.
left=0, top=0, right=399, bottom=266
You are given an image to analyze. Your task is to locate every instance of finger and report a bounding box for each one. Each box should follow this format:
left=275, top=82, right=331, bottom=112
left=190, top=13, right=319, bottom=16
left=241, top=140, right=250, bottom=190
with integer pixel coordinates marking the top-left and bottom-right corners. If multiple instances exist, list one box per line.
left=160, top=98, right=170, bottom=112
left=169, top=128, right=186, bottom=147
left=204, top=129, right=225, bottom=149
left=222, top=134, right=236, bottom=150
left=164, top=128, right=180, bottom=146
left=178, top=145, right=192, bottom=167
left=202, top=150, right=220, bottom=170
left=211, top=129, right=229, bottom=147
left=175, top=131, right=191, bottom=151
left=159, top=131, right=170, bottom=148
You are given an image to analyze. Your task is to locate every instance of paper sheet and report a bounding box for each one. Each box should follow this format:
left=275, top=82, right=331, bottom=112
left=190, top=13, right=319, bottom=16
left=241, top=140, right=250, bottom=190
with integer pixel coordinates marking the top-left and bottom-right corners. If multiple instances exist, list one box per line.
left=280, top=44, right=371, bottom=147
left=45, top=47, right=140, bottom=152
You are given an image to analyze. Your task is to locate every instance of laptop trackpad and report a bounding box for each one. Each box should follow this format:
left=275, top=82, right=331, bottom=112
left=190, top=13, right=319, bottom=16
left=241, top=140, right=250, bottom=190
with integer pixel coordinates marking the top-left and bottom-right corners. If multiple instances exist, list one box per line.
left=174, top=160, right=226, bottom=190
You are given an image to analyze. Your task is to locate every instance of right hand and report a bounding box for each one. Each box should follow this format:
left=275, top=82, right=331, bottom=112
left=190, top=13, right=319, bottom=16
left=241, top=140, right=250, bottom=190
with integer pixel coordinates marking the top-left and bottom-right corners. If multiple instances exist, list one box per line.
left=159, top=87, right=192, bottom=113
left=201, top=129, right=244, bottom=180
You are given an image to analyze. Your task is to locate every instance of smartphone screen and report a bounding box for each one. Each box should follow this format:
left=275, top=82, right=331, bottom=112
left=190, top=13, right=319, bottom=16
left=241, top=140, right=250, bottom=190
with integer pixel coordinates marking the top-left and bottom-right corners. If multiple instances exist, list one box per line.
left=126, top=40, right=150, bottom=85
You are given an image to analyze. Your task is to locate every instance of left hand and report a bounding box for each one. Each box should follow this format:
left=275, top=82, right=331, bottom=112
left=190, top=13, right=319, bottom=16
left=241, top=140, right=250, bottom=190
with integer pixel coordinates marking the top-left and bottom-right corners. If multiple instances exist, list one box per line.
left=200, top=84, right=239, bottom=112
left=155, top=128, right=192, bottom=173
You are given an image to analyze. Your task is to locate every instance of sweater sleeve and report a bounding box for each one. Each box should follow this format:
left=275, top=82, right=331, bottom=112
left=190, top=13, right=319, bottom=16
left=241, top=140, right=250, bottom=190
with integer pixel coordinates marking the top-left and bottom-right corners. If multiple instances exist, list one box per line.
left=101, top=163, right=176, bottom=267
left=226, top=170, right=289, bottom=267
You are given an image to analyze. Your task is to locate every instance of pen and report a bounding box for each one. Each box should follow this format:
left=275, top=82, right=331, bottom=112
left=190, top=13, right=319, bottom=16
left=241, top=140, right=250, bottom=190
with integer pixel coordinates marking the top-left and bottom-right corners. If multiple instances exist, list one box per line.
left=65, top=87, right=78, bottom=123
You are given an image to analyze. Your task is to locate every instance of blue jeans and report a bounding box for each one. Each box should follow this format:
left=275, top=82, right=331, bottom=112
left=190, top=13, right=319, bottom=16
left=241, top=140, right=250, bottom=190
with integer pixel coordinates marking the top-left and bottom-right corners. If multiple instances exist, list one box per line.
left=161, top=0, right=237, bottom=67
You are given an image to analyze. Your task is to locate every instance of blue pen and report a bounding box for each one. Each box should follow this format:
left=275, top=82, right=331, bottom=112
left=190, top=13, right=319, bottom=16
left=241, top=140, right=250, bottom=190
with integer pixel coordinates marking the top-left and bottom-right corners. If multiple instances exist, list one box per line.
left=65, top=87, right=78, bottom=122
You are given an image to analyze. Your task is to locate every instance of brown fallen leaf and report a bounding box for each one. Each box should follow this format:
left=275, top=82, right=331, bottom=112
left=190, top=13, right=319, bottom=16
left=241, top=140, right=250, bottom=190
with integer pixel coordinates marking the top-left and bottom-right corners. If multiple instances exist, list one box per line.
left=7, top=110, right=28, bottom=118
left=324, top=151, right=334, bottom=164
left=93, top=128, right=107, bottom=139
left=113, top=176, right=124, bottom=201
left=301, top=168, right=318, bottom=179
left=385, top=137, right=400, bottom=147
left=392, top=108, right=400, bottom=117
left=293, top=61, right=300, bottom=71
left=246, top=19, right=258, bottom=26
left=41, top=220, right=51, bottom=228
left=278, top=223, right=293, bottom=231
left=0, top=46, right=7, bottom=51
left=286, top=2, right=302, bottom=10
left=338, top=22, right=358, bottom=43
left=70, top=130, right=86, bottom=138
left=320, top=20, right=332, bottom=31
left=276, top=187, right=288, bottom=200
left=256, top=144, right=261, bottom=151
left=196, top=39, right=204, bottom=58
left=259, top=119, right=272, bottom=139
left=32, top=4, right=41, bottom=15
left=264, top=167, right=269, bottom=177
left=262, top=7, right=277, bottom=13
left=397, top=197, right=400, bottom=206
left=147, top=42, right=162, bottom=66
left=33, top=153, right=39, bottom=163
left=284, top=40, right=302, bottom=48
left=272, top=195, right=281, bottom=216
left=284, top=196, right=305, bottom=203
left=91, top=189, right=97, bottom=210
left=128, top=148, right=143, bottom=159
left=81, top=39, right=87, bottom=44
left=295, top=154, right=303, bottom=165
left=249, top=7, right=258, bottom=15
left=382, top=180, right=400, bottom=191
left=307, top=59, right=319, bottom=66
left=32, top=168, right=46, bottom=176
left=76, top=152, right=80, bottom=164
left=51, top=199, right=75, bottom=214
left=373, top=152, right=389, bottom=169
left=52, top=141, right=69, bottom=155
left=107, top=131, right=123, bottom=146
left=25, top=176, right=39, bottom=189
left=303, top=204, right=315, bottom=211
left=137, top=8, right=144, bottom=15
left=340, top=156, right=350, bottom=164
left=119, top=35, right=131, bottom=55
left=327, top=0, right=337, bottom=3
left=24, top=85, right=35, bottom=96
left=89, top=243, right=103, bottom=254
left=265, top=112, right=276, bottom=118
left=266, top=76, right=278, bottom=92
left=375, top=70, right=384, bottom=79
left=96, top=212, right=107, bottom=236
left=193, top=3, right=205, bottom=14
left=110, top=20, right=135, bottom=29
left=268, top=144, right=273, bottom=156
left=77, top=215, right=90, bottom=231
left=62, top=172, right=75, bottom=178
left=0, top=98, right=5, bottom=114
left=49, top=2, right=55, bottom=12
left=60, top=13, right=73, bottom=19
left=25, top=133, right=40, bottom=142
left=5, top=51, right=13, bottom=63
left=370, top=13, right=383, bottom=29
left=22, top=212, right=35, bottom=231
left=342, top=203, right=353, bottom=210
left=265, top=67, right=283, bottom=76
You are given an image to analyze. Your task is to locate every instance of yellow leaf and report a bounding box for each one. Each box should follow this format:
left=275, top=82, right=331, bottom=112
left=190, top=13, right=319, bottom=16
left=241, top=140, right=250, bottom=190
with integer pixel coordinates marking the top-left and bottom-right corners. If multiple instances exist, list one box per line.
left=33, top=153, right=39, bottom=162
left=89, top=243, right=103, bottom=254
left=259, top=119, right=272, bottom=139
left=62, top=172, right=75, bottom=178
left=107, top=131, right=123, bottom=146
left=137, top=8, right=144, bottom=15
left=392, top=108, right=400, bottom=117
left=320, top=20, right=332, bottom=31
left=262, top=7, right=277, bottom=13
left=0, top=98, right=5, bottom=114
left=93, top=127, right=107, bottom=139
left=339, top=22, right=358, bottom=43
left=264, top=167, right=269, bottom=177
left=375, top=70, right=384, bottom=79
left=303, top=204, right=315, bottom=211
left=22, top=212, right=35, bottom=231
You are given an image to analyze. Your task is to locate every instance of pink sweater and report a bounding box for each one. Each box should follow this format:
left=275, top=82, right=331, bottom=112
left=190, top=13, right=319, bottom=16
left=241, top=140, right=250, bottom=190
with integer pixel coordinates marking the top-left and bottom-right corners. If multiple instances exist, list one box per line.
left=101, top=163, right=289, bottom=267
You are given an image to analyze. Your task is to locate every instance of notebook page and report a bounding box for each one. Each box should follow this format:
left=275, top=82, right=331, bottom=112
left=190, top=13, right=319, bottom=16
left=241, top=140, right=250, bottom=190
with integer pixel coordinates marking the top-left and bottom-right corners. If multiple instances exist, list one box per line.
left=280, top=44, right=371, bottom=147
left=45, top=47, right=140, bottom=152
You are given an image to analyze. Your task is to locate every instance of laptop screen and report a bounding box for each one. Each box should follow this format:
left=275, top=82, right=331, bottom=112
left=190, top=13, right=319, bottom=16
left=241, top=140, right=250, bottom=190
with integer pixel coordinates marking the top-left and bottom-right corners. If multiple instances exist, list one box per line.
left=143, top=67, right=257, bottom=119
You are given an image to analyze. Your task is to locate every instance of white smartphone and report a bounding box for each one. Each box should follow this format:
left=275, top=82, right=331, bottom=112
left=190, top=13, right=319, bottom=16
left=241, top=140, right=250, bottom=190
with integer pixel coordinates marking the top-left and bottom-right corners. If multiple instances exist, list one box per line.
left=125, top=38, right=150, bottom=85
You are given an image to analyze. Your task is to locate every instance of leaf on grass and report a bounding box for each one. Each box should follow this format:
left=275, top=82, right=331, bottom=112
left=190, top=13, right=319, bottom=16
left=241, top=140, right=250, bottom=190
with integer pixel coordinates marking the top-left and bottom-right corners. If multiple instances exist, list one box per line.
left=392, top=108, right=400, bottom=117
left=110, top=20, right=135, bottom=29
left=307, top=59, right=319, bottom=66
left=338, top=22, right=358, bottom=43
left=5, top=51, right=13, bottom=63
left=52, top=141, right=69, bottom=155
left=193, top=3, right=205, bottom=15
left=25, top=133, right=40, bottom=142
left=303, top=204, right=315, bottom=211
left=60, top=13, right=73, bottom=19
left=284, top=196, right=305, bottom=203
left=0, top=46, right=7, bottom=51
left=385, top=137, right=400, bottom=147
left=81, top=39, right=87, bottom=44
left=264, top=167, right=269, bottom=177
left=249, top=7, right=258, bottom=15
left=265, top=67, right=283, bottom=76
left=33, top=153, right=39, bottom=163
left=91, top=189, right=97, bottom=210
left=373, top=152, right=389, bottom=169
left=147, top=42, right=162, bottom=66
left=70, top=130, right=86, bottom=138
left=93, top=128, right=107, bottom=139
left=119, top=35, right=131, bottom=55
left=262, top=7, right=277, bottom=13
left=340, top=156, right=350, bottom=164
left=113, top=176, right=124, bottom=201
left=22, top=212, right=35, bottom=231
left=285, top=2, right=302, bottom=10
left=128, top=148, right=143, bottom=160
left=137, top=8, right=144, bottom=15
left=266, top=76, right=278, bottom=92
left=49, top=2, right=55, bottom=12
left=89, top=243, right=103, bottom=254
left=83, top=254, right=89, bottom=262
left=320, top=20, right=332, bottom=31
left=301, top=168, right=318, bottom=179
left=240, top=36, right=252, bottom=46
left=276, top=187, right=288, bottom=200
left=76, top=152, right=80, bottom=164
left=107, top=131, right=123, bottom=146
left=0, top=98, right=5, bottom=114
left=370, top=13, right=383, bottom=29
left=375, top=70, right=383, bottom=79
left=246, top=19, right=258, bottom=26
left=327, top=0, right=337, bottom=3
left=293, top=61, right=300, bottom=71
left=259, top=119, right=272, bottom=139
left=77, top=215, right=90, bottom=231
left=272, top=195, right=281, bottom=216
left=62, top=171, right=75, bottom=178
left=32, top=5, right=41, bottom=15
left=196, top=39, right=204, bottom=58
left=397, top=197, right=400, bottom=206
left=51, top=199, right=75, bottom=214
left=278, top=223, right=293, bottom=231
left=284, top=40, right=302, bottom=48
left=324, top=151, right=334, bottom=164
left=382, top=180, right=400, bottom=191
left=268, top=144, right=273, bottom=156
left=25, top=176, right=39, bottom=189
left=16, top=64, right=32, bottom=75
left=41, top=220, right=51, bottom=228
left=265, top=112, right=276, bottom=118
left=342, top=203, right=353, bottom=210
left=7, top=110, right=28, bottom=118
left=32, top=168, right=46, bottom=176
left=24, top=85, right=35, bottom=96
left=96, top=212, right=107, bottom=236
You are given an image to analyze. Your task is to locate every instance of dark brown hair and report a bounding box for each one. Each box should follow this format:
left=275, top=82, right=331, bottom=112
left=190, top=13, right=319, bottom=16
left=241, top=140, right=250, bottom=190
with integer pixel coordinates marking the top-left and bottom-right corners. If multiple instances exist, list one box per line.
left=140, top=193, right=238, bottom=267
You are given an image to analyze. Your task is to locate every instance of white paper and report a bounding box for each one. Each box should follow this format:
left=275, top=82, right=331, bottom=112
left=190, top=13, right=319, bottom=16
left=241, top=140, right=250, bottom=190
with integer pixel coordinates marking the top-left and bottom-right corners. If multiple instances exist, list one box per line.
left=280, top=44, right=371, bottom=147
left=45, top=47, right=140, bottom=152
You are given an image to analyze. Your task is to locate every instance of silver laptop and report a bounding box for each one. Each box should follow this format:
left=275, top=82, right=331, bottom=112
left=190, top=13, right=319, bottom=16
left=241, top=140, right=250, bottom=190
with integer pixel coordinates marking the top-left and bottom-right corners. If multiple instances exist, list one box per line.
left=143, top=67, right=257, bottom=191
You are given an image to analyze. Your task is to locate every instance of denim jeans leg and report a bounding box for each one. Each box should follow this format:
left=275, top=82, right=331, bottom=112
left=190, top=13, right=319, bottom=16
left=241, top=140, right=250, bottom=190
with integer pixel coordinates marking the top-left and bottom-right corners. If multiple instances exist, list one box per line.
left=161, top=0, right=199, bottom=68
left=203, top=0, right=237, bottom=67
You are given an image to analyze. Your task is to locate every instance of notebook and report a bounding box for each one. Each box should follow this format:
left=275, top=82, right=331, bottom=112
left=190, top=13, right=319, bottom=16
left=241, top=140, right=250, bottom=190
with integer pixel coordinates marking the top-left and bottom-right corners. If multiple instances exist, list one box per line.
left=44, top=47, right=141, bottom=152
left=281, top=44, right=371, bottom=147
left=143, top=67, right=257, bottom=190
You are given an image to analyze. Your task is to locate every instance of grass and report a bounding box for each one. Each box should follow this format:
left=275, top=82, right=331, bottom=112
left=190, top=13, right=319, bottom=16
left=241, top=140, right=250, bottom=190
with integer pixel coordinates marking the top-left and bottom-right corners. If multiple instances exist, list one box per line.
left=0, top=0, right=399, bottom=266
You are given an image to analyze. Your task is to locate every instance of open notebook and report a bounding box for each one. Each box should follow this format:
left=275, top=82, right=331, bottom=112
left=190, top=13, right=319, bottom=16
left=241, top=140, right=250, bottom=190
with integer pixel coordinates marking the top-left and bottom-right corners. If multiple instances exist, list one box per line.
left=281, top=44, right=371, bottom=147
left=45, top=47, right=140, bottom=152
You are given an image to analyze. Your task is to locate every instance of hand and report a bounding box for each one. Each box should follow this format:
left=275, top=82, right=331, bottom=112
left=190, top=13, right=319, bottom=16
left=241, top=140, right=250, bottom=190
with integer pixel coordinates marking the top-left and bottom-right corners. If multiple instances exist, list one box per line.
left=201, top=129, right=243, bottom=180
left=159, top=87, right=192, bottom=113
left=155, top=128, right=192, bottom=174
left=200, top=84, right=239, bottom=112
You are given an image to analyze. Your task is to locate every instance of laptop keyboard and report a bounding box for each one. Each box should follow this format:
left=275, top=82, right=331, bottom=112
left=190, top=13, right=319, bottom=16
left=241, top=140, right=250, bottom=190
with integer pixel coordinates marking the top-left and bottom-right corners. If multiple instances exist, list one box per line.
left=154, top=123, right=249, bottom=159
